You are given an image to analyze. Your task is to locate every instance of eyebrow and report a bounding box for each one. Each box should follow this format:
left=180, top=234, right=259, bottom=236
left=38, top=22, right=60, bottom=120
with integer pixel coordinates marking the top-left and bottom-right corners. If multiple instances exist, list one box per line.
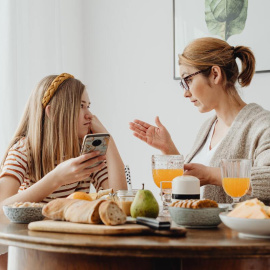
left=180, top=72, right=189, bottom=78
left=81, top=100, right=91, bottom=105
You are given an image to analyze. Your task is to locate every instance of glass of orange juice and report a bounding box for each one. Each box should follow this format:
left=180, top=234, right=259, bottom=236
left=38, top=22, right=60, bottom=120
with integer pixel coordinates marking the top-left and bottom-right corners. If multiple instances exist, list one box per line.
left=152, top=155, right=184, bottom=216
left=220, top=159, right=252, bottom=207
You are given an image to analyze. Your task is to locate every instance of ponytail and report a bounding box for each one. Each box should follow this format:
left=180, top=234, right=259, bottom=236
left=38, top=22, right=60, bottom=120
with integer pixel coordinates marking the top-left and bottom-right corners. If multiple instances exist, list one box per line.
left=234, top=46, right=256, bottom=87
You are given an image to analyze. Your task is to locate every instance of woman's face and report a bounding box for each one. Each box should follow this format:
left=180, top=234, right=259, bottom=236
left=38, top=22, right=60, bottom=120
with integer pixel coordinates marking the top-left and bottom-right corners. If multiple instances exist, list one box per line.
left=179, top=65, right=219, bottom=113
left=78, top=90, right=92, bottom=139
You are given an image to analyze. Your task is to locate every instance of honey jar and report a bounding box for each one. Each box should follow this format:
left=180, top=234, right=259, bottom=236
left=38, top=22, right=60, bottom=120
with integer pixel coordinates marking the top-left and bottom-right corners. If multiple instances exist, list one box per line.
left=116, top=190, right=138, bottom=216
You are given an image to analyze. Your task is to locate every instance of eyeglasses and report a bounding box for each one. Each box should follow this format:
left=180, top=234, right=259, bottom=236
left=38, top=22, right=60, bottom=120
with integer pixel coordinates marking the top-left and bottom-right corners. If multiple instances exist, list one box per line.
left=179, top=68, right=210, bottom=91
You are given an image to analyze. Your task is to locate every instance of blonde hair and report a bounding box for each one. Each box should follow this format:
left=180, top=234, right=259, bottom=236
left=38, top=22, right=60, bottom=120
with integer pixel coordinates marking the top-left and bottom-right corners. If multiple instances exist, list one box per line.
left=1, top=75, right=85, bottom=182
left=178, top=37, right=256, bottom=90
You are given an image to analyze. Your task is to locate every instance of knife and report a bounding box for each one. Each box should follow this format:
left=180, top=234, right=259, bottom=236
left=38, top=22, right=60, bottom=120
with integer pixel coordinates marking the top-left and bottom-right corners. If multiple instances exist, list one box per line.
left=136, top=217, right=171, bottom=230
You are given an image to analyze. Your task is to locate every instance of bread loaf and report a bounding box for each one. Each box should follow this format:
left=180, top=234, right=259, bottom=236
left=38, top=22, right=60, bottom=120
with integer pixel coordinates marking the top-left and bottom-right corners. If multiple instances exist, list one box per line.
left=171, top=199, right=218, bottom=209
left=42, top=198, right=127, bottom=225
left=42, top=198, right=105, bottom=224
left=99, top=201, right=126, bottom=225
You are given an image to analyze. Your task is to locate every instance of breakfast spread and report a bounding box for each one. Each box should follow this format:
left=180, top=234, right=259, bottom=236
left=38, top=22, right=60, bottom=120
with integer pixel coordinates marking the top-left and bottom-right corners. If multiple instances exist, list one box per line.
left=9, top=202, right=45, bottom=208
left=170, top=199, right=218, bottom=209
left=42, top=198, right=126, bottom=225
left=227, top=198, right=270, bottom=219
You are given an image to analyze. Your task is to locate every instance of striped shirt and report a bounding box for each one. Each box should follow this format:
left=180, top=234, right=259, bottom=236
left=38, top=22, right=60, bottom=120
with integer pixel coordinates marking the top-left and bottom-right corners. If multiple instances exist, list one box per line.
left=0, top=138, right=108, bottom=203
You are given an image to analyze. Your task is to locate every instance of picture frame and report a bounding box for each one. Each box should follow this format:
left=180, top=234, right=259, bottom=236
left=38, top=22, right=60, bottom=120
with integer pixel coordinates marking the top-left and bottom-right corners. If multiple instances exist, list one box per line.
left=173, top=0, right=270, bottom=79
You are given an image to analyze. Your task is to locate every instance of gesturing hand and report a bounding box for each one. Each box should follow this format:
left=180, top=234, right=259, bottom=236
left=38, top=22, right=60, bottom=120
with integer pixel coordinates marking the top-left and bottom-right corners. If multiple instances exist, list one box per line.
left=129, top=116, right=178, bottom=154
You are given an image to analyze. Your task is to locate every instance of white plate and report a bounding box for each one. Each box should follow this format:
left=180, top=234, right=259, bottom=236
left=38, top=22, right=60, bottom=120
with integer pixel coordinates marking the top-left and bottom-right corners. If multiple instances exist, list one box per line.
left=219, top=212, right=270, bottom=239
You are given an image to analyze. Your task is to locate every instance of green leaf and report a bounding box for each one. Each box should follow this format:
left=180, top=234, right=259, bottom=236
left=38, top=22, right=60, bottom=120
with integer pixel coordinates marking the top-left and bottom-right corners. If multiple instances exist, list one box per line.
left=205, top=0, right=248, bottom=40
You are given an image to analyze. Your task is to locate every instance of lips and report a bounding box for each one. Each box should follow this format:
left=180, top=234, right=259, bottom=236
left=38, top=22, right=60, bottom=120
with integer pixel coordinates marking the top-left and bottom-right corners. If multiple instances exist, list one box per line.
left=84, top=122, right=91, bottom=125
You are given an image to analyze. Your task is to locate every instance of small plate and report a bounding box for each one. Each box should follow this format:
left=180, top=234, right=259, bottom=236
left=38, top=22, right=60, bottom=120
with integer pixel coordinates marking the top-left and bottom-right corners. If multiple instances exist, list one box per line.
left=220, top=212, right=270, bottom=239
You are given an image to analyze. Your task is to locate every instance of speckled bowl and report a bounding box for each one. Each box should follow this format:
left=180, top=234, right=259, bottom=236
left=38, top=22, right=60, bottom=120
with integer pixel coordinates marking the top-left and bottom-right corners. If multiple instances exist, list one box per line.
left=169, top=206, right=228, bottom=228
left=3, top=206, right=45, bottom=224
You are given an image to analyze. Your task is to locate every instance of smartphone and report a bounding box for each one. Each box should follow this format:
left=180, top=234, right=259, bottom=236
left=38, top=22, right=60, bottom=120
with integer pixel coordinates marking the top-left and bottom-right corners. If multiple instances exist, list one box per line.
left=80, top=133, right=110, bottom=168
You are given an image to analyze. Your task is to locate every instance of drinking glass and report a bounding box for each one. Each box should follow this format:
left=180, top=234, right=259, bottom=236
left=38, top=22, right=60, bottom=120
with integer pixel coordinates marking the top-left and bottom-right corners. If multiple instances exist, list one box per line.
left=160, top=181, right=172, bottom=217
left=220, top=159, right=252, bottom=207
left=152, top=155, right=184, bottom=215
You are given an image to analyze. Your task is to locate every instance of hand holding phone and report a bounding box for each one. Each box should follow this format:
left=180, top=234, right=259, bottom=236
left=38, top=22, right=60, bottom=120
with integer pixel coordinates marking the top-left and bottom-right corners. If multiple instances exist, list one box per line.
left=81, top=133, right=110, bottom=169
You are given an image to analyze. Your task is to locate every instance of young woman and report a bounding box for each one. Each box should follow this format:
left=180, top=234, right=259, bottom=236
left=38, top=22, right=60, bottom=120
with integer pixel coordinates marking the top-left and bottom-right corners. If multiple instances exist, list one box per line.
left=0, top=73, right=127, bottom=207
left=130, top=37, right=270, bottom=204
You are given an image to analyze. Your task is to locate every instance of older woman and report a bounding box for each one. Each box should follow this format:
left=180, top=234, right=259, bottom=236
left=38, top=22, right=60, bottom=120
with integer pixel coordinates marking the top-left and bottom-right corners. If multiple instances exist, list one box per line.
left=130, top=37, right=270, bottom=204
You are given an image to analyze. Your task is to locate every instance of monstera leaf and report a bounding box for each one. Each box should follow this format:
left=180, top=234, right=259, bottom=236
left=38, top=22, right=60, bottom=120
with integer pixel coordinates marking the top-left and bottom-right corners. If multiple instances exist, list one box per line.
left=205, top=0, right=248, bottom=40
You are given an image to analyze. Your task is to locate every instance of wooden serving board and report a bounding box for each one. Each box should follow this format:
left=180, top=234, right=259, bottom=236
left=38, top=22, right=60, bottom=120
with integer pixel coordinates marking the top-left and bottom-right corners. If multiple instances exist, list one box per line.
left=28, top=220, right=186, bottom=237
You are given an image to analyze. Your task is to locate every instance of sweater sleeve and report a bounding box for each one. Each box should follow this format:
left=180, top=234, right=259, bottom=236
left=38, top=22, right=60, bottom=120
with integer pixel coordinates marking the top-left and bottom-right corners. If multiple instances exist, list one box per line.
left=251, top=128, right=270, bottom=203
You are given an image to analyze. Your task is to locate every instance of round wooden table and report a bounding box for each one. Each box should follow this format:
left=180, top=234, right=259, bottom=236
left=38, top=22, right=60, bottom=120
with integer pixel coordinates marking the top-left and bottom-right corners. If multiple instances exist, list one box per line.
left=1, top=215, right=270, bottom=270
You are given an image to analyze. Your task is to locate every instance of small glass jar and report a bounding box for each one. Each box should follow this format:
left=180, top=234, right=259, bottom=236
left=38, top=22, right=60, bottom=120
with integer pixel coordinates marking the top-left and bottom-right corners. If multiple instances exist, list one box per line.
left=116, top=190, right=138, bottom=216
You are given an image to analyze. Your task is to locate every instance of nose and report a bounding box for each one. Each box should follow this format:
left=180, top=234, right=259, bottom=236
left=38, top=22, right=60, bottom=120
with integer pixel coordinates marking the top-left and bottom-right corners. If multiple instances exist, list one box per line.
left=85, top=109, right=93, bottom=119
left=183, top=89, right=191, bottom=98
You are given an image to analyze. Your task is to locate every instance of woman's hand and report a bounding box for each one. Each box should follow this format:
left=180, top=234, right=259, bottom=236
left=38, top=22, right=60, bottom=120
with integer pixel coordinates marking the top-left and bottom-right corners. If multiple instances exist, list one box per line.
left=129, top=116, right=179, bottom=154
left=52, top=151, right=106, bottom=186
left=90, top=115, right=108, bottom=134
left=184, top=163, right=222, bottom=186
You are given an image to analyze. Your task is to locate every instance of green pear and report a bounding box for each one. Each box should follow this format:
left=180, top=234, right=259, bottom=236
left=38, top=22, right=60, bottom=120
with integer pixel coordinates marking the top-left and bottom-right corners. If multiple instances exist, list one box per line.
left=130, top=184, right=159, bottom=218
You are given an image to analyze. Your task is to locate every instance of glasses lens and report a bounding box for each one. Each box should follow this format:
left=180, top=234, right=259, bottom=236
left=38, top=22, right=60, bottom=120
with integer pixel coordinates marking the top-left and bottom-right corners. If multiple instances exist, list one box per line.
left=179, top=80, right=184, bottom=89
left=179, top=79, right=188, bottom=91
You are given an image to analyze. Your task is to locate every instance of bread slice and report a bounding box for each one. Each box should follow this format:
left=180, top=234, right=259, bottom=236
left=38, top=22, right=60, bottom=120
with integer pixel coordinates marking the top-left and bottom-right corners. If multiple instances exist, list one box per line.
left=99, top=201, right=126, bottom=225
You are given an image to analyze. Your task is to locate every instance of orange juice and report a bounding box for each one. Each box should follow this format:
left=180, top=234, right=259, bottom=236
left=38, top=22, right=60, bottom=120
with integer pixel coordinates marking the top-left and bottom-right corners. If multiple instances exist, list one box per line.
left=222, top=177, right=250, bottom=198
left=152, top=169, right=184, bottom=188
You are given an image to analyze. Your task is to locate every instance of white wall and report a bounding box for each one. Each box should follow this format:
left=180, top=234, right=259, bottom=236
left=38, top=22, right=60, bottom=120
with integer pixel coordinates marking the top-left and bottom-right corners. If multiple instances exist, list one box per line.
left=0, top=0, right=270, bottom=201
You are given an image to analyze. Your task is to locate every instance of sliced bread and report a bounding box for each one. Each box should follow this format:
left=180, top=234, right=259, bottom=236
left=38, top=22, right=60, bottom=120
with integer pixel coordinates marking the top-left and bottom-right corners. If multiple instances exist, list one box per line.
left=99, top=201, right=126, bottom=225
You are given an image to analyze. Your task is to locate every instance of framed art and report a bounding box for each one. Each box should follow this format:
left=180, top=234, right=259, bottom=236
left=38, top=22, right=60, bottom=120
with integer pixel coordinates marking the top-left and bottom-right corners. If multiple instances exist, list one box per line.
left=173, top=0, right=270, bottom=79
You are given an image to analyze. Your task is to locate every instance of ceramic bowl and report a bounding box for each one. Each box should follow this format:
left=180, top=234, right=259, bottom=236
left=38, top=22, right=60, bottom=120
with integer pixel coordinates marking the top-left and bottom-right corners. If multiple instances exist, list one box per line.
left=3, top=205, right=45, bottom=224
left=169, top=206, right=228, bottom=228
left=219, top=212, right=270, bottom=239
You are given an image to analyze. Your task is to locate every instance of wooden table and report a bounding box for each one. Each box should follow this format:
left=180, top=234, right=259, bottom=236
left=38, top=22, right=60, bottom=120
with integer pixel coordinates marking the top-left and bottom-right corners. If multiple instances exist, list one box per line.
left=1, top=215, right=270, bottom=270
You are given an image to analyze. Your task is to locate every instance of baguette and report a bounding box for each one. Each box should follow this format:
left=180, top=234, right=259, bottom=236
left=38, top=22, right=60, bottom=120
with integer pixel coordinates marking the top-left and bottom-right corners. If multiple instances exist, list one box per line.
left=42, top=198, right=105, bottom=224
left=99, top=201, right=126, bottom=225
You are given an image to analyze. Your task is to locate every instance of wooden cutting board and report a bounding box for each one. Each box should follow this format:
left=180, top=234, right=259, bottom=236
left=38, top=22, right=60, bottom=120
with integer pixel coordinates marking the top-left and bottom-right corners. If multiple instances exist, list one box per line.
left=28, top=220, right=186, bottom=237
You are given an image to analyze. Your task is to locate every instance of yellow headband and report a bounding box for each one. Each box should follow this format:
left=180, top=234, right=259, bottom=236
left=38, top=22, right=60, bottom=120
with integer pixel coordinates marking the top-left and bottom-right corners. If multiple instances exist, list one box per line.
left=42, top=73, right=74, bottom=108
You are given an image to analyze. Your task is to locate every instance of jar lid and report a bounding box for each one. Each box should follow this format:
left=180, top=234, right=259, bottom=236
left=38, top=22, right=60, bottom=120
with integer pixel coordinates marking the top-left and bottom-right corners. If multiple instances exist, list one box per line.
left=117, top=189, right=138, bottom=196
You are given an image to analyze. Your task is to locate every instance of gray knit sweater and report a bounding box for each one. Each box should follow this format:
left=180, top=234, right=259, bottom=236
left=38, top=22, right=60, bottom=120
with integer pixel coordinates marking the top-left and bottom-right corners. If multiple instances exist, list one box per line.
left=185, top=103, right=270, bottom=205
